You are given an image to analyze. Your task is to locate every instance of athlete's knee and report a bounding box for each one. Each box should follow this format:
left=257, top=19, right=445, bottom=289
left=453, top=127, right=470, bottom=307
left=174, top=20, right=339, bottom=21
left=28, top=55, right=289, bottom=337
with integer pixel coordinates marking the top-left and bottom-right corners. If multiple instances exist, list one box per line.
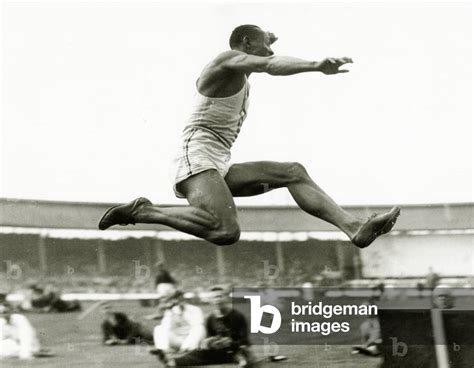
left=285, top=162, right=309, bottom=183
left=209, top=223, right=241, bottom=246
left=212, top=229, right=241, bottom=246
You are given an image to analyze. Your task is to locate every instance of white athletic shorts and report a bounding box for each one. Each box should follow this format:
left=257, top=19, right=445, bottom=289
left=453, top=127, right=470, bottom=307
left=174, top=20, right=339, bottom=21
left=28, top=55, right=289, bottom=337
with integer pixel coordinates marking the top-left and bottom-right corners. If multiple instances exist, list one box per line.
left=172, top=128, right=231, bottom=198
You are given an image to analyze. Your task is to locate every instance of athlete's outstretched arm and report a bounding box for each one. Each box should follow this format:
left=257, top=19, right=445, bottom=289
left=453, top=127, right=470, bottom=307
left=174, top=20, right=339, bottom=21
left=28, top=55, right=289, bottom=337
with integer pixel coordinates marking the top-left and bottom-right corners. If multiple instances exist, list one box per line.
left=221, top=51, right=353, bottom=76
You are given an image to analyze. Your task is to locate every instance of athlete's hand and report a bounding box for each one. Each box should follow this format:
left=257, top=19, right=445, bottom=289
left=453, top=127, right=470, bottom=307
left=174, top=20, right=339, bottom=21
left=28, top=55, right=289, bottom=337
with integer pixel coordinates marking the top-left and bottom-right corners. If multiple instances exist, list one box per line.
left=316, top=57, right=353, bottom=75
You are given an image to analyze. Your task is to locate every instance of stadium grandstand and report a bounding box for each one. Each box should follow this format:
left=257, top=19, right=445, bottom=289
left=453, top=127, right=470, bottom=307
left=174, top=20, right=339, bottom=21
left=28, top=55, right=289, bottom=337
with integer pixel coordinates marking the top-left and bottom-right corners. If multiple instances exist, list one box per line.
left=1, top=199, right=473, bottom=367
left=1, top=199, right=472, bottom=298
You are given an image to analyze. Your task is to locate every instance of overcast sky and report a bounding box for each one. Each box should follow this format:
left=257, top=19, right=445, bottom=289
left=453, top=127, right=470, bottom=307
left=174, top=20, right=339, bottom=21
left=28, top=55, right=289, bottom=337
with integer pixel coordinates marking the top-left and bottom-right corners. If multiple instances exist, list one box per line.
left=1, top=1, right=472, bottom=206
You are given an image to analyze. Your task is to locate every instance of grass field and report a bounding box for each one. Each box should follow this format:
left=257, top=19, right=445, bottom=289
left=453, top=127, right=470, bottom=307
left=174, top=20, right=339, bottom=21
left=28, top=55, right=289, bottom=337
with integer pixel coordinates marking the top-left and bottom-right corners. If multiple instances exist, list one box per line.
left=1, top=301, right=382, bottom=368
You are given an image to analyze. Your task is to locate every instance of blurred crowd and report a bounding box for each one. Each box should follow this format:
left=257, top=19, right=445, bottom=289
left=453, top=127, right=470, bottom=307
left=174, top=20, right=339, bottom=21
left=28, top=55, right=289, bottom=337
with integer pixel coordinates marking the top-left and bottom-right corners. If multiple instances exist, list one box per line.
left=0, top=258, right=348, bottom=296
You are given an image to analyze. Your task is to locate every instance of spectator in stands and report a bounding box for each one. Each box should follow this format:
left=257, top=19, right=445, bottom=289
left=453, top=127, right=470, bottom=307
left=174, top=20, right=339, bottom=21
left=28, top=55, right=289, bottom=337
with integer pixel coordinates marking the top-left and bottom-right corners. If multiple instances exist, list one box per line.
left=425, top=267, right=440, bottom=291
left=371, top=281, right=385, bottom=300
left=286, top=259, right=306, bottom=287
left=0, top=295, right=54, bottom=359
left=417, top=267, right=441, bottom=298
left=100, top=303, right=153, bottom=345
left=151, top=290, right=205, bottom=360
left=431, top=287, right=454, bottom=309
left=153, top=286, right=257, bottom=367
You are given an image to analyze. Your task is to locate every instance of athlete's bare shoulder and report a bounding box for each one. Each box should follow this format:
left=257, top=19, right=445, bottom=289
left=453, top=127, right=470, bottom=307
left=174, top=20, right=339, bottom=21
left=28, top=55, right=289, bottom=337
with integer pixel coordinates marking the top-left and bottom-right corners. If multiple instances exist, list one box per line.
left=202, top=50, right=246, bottom=77
left=213, top=50, right=246, bottom=65
left=198, top=50, right=247, bottom=98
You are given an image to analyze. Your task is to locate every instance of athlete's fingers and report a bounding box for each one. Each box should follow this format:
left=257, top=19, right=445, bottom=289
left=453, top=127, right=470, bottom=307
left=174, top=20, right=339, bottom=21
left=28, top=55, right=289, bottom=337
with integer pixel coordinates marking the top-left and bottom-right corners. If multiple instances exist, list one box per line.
left=336, top=58, right=349, bottom=64
left=335, top=58, right=352, bottom=66
left=337, top=69, right=349, bottom=73
left=327, top=58, right=336, bottom=64
left=341, top=57, right=353, bottom=63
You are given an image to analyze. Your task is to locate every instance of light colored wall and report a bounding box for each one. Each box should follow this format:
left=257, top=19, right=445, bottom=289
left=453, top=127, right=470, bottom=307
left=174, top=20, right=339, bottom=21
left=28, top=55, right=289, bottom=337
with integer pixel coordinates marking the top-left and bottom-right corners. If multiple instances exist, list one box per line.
left=360, top=234, right=474, bottom=277
left=1, top=199, right=473, bottom=231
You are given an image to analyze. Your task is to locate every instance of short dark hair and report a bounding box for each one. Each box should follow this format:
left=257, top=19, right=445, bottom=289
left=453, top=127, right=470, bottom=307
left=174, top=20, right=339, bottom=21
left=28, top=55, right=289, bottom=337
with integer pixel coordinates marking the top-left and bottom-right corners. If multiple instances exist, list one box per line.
left=229, top=24, right=262, bottom=49
left=209, top=285, right=230, bottom=296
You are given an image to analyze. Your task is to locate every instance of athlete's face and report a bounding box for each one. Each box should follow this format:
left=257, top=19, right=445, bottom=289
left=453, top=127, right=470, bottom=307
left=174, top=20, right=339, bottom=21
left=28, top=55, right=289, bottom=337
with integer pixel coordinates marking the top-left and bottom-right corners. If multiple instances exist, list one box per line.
left=247, top=30, right=275, bottom=57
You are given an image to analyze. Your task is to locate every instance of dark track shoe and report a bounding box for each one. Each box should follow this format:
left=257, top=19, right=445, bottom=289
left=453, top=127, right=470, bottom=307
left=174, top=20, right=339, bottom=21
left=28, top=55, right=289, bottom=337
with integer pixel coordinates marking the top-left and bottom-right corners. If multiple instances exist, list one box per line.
left=98, top=197, right=151, bottom=230
left=33, top=349, right=55, bottom=358
left=351, top=206, right=401, bottom=248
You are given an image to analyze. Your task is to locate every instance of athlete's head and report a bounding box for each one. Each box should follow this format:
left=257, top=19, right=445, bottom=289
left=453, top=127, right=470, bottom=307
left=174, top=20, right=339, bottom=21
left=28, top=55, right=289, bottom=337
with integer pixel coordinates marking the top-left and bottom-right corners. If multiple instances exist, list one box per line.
left=229, top=25, right=277, bottom=57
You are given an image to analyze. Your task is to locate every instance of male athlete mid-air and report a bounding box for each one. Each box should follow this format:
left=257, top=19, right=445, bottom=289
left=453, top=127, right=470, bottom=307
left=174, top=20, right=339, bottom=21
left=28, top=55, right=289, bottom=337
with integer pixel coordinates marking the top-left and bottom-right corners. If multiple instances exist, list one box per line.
left=99, top=25, right=400, bottom=247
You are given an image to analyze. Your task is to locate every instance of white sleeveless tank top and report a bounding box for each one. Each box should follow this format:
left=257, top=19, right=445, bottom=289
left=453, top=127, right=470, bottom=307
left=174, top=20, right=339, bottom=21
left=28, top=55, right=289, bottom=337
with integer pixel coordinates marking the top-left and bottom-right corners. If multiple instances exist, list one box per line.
left=182, top=77, right=250, bottom=150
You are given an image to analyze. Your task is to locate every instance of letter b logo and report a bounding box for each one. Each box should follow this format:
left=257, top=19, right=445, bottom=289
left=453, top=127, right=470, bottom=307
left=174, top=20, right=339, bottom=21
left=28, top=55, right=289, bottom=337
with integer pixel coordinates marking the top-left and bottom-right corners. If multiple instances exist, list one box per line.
left=390, top=337, right=408, bottom=357
left=244, top=296, right=282, bottom=334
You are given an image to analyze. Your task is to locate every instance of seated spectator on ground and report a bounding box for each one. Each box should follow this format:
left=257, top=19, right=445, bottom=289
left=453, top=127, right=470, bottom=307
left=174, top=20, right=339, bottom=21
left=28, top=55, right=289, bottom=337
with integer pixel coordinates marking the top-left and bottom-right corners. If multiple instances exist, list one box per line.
left=0, top=295, right=54, bottom=360
left=141, top=262, right=178, bottom=309
left=153, top=285, right=257, bottom=367
left=155, top=262, right=177, bottom=297
left=351, top=302, right=381, bottom=357
left=100, top=303, right=153, bottom=345
left=23, top=284, right=81, bottom=313
left=151, top=290, right=205, bottom=361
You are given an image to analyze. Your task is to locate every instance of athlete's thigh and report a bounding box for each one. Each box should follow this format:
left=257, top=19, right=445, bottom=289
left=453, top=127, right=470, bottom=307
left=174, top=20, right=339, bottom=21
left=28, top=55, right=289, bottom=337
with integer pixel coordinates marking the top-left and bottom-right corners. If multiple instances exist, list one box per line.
left=178, top=169, right=238, bottom=222
left=224, top=161, right=296, bottom=197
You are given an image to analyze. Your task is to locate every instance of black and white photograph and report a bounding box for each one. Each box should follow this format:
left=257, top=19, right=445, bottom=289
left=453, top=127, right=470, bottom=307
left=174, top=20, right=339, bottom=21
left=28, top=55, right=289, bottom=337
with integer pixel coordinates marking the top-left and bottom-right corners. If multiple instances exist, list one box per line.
left=0, top=1, right=472, bottom=367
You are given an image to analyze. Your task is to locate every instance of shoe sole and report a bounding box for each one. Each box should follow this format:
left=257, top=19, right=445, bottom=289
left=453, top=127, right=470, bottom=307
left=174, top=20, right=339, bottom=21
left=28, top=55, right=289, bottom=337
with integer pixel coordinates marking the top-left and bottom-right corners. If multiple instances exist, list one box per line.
left=364, top=207, right=400, bottom=248
left=357, top=207, right=401, bottom=248
left=377, top=207, right=401, bottom=236
left=98, top=204, right=123, bottom=230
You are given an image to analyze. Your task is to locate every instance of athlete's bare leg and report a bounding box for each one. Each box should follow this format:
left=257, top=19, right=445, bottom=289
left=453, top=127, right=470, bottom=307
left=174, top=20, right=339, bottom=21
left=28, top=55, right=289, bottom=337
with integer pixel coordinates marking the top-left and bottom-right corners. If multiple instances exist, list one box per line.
left=99, top=169, right=240, bottom=245
left=99, top=162, right=399, bottom=247
left=224, top=161, right=397, bottom=240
